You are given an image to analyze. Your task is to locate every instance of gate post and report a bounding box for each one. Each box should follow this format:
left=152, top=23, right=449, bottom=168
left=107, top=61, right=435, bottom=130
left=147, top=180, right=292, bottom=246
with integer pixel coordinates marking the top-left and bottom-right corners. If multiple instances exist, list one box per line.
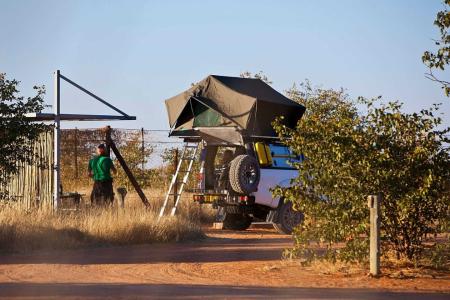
left=53, top=70, right=61, bottom=210
left=367, top=194, right=382, bottom=276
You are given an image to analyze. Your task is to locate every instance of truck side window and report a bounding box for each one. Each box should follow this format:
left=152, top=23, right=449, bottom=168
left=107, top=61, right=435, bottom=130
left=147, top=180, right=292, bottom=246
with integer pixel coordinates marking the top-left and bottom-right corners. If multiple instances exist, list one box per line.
left=268, top=144, right=301, bottom=169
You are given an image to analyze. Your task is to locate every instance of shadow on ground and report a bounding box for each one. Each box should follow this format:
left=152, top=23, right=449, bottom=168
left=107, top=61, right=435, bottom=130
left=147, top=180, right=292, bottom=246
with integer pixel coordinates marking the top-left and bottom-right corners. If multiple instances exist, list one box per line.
left=0, top=235, right=292, bottom=265
left=0, top=282, right=448, bottom=299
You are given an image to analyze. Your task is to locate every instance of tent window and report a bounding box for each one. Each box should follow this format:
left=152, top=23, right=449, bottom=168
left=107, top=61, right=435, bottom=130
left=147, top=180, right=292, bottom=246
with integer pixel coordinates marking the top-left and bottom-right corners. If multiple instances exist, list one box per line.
left=192, top=102, right=221, bottom=127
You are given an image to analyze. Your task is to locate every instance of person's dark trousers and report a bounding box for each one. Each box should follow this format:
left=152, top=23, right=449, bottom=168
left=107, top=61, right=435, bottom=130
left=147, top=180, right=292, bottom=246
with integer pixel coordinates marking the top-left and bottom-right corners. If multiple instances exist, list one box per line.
left=91, top=179, right=114, bottom=206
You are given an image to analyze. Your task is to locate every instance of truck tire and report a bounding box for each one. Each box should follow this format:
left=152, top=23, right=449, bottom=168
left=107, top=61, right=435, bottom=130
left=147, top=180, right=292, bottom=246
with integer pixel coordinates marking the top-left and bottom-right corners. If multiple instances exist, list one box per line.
left=229, top=154, right=260, bottom=194
left=224, top=213, right=252, bottom=230
left=216, top=207, right=252, bottom=231
left=273, top=201, right=303, bottom=235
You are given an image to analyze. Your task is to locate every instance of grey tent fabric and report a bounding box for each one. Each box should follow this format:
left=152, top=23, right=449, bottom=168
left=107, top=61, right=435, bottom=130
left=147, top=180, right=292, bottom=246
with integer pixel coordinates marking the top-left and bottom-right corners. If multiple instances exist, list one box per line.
left=195, top=127, right=244, bottom=145
left=165, top=75, right=305, bottom=137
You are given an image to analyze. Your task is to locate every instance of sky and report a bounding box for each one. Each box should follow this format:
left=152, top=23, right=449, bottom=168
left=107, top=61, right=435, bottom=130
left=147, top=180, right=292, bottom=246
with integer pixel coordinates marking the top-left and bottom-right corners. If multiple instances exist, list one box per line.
left=1, top=0, right=449, bottom=130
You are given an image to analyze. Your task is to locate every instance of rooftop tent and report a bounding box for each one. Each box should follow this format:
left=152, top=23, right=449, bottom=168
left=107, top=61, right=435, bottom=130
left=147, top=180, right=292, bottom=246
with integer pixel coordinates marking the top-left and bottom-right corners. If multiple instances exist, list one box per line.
left=165, top=75, right=306, bottom=140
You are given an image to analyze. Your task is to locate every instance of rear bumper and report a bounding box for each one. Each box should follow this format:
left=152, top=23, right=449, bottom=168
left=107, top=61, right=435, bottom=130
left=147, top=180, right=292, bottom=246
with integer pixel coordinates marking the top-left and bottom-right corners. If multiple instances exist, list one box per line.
left=193, top=193, right=255, bottom=206
left=193, top=193, right=224, bottom=204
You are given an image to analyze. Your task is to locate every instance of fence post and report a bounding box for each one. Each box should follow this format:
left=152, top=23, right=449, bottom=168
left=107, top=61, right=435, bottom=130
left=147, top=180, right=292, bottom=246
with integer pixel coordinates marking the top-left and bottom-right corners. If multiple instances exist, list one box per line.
left=173, top=148, right=178, bottom=205
left=141, top=127, right=145, bottom=170
left=116, top=187, right=127, bottom=208
left=74, top=127, right=79, bottom=179
left=367, top=194, right=382, bottom=276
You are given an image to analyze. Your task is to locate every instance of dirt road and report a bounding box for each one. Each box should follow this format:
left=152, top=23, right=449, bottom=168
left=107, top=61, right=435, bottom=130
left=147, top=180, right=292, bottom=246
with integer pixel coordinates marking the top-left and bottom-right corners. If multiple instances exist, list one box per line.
left=0, top=227, right=448, bottom=299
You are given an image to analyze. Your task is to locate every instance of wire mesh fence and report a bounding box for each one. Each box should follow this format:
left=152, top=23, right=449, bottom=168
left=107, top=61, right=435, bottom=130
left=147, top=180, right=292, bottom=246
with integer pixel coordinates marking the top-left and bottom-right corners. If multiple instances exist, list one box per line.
left=0, top=127, right=201, bottom=209
left=3, top=127, right=448, bottom=209
left=60, top=127, right=186, bottom=192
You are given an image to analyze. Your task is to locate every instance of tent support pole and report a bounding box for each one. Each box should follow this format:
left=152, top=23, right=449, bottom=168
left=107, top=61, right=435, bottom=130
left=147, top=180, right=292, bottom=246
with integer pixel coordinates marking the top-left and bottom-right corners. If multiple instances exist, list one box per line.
left=191, top=96, right=243, bottom=129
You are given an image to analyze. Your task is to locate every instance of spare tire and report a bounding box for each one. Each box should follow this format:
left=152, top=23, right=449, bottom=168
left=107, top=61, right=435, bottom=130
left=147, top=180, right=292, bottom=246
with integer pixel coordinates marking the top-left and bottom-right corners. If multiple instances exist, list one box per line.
left=229, top=154, right=260, bottom=194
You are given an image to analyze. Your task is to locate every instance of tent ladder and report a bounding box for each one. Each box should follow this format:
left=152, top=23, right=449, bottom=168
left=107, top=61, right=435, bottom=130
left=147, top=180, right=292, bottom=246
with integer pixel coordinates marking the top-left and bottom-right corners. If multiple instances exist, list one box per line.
left=159, top=141, right=199, bottom=218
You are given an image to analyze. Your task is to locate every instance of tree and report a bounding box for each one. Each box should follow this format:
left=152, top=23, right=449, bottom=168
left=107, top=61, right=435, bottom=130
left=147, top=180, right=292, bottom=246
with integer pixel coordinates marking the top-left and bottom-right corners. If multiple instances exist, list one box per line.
left=240, top=71, right=273, bottom=85
left=60, top=128, right=105, bottom=191
left=160, top=146, right=201, bottom=190
left=0, top=73, right=48, bottom=189
left=113, top=132, right=154, bottom=190
left=423, top=0, right=450, bottom=96
left=273, top=82, right=450, bottom=262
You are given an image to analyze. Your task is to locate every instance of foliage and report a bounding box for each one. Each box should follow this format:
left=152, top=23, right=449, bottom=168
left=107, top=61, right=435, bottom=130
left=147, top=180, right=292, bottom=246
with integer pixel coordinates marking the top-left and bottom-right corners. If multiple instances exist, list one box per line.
left=423, top=237, right=450, bottom=270
left=59, top=128, right=173, bottom=192
left=423, top=0, right=450, bottom=96
left=362, top=100, right=449, bottom=260
left=160, top=147, right=180, bottom=184
left=240, top=71, right=273, bottom=85
left=161, top=147, right=179, bottom=168
left=113, top=132, right=154, bottom=190
left=60, top=129, right=103, bottom=191
left=160, top=146, right=201, bottom=190
left=273, top=82, right=450, bottom=262
left=0, top=73, right=48, bottom=189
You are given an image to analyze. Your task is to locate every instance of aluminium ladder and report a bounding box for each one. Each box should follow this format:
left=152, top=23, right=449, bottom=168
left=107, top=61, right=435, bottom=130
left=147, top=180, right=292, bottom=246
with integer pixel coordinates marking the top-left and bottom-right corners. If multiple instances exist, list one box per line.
left=159, top=142, right=199, bottom=218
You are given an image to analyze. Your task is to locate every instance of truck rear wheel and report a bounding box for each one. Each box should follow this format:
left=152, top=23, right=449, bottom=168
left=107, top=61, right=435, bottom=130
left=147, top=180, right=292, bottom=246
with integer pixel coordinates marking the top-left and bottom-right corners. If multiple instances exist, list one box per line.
left=229, top=154, right=260, bottom=194
left=273, top=201, right=303, bottom=235
left=216, top=207, right=252, bottom=231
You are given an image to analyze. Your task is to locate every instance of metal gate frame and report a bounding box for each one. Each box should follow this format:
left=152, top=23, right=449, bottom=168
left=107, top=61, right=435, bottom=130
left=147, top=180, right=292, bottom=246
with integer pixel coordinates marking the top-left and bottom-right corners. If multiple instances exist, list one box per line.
left=26, top=70, right=136, bottom=209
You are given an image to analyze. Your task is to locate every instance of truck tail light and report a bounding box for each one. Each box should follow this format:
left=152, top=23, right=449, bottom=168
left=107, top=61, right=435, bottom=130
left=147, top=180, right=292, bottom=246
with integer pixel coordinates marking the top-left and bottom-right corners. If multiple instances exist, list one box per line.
left=193, top=195, right=204, bottom=202
left=239, top=196, right=249, bottom=202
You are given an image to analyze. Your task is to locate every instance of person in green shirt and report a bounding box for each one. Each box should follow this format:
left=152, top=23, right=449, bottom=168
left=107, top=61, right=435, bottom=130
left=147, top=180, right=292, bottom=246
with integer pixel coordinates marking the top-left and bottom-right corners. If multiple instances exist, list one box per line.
left=88, top=144, right=117, bottom=205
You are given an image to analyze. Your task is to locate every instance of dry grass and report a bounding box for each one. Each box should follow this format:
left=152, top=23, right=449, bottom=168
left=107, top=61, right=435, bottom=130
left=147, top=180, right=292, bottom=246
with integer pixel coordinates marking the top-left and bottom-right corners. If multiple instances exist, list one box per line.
left=283, top=255, right=450, bottom=280
left=76, top=187, right=216, bottom=222
left=0, top=187, right=216, bottom=253
left=283, top=236, right=450, bottom=278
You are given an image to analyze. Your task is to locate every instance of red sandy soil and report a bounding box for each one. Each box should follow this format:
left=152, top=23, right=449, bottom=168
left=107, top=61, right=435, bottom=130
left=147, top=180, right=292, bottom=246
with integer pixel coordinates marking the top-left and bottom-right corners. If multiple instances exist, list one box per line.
left=0, top=227, right=448, bottom=299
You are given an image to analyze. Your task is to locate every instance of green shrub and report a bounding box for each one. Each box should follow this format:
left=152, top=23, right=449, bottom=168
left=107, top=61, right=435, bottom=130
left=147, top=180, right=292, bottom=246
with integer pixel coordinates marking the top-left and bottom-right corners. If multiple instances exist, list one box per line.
left=273, top=82, right=450, bottom=262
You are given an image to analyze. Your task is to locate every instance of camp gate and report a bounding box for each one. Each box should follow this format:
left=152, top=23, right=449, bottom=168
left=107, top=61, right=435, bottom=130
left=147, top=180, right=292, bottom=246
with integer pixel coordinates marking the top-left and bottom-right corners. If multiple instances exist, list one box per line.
left=2, top=70, right=136, bottom=209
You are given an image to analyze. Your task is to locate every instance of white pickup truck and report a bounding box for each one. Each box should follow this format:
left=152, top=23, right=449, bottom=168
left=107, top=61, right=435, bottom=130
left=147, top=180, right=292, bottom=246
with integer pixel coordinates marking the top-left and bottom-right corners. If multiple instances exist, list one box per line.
left=193, top=142, right=303, bottom=234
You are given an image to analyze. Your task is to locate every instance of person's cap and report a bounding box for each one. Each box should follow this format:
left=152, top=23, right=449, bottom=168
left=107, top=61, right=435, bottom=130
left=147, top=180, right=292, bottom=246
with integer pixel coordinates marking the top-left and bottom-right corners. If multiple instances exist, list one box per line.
left=97, top=144, right=106, bottom=149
